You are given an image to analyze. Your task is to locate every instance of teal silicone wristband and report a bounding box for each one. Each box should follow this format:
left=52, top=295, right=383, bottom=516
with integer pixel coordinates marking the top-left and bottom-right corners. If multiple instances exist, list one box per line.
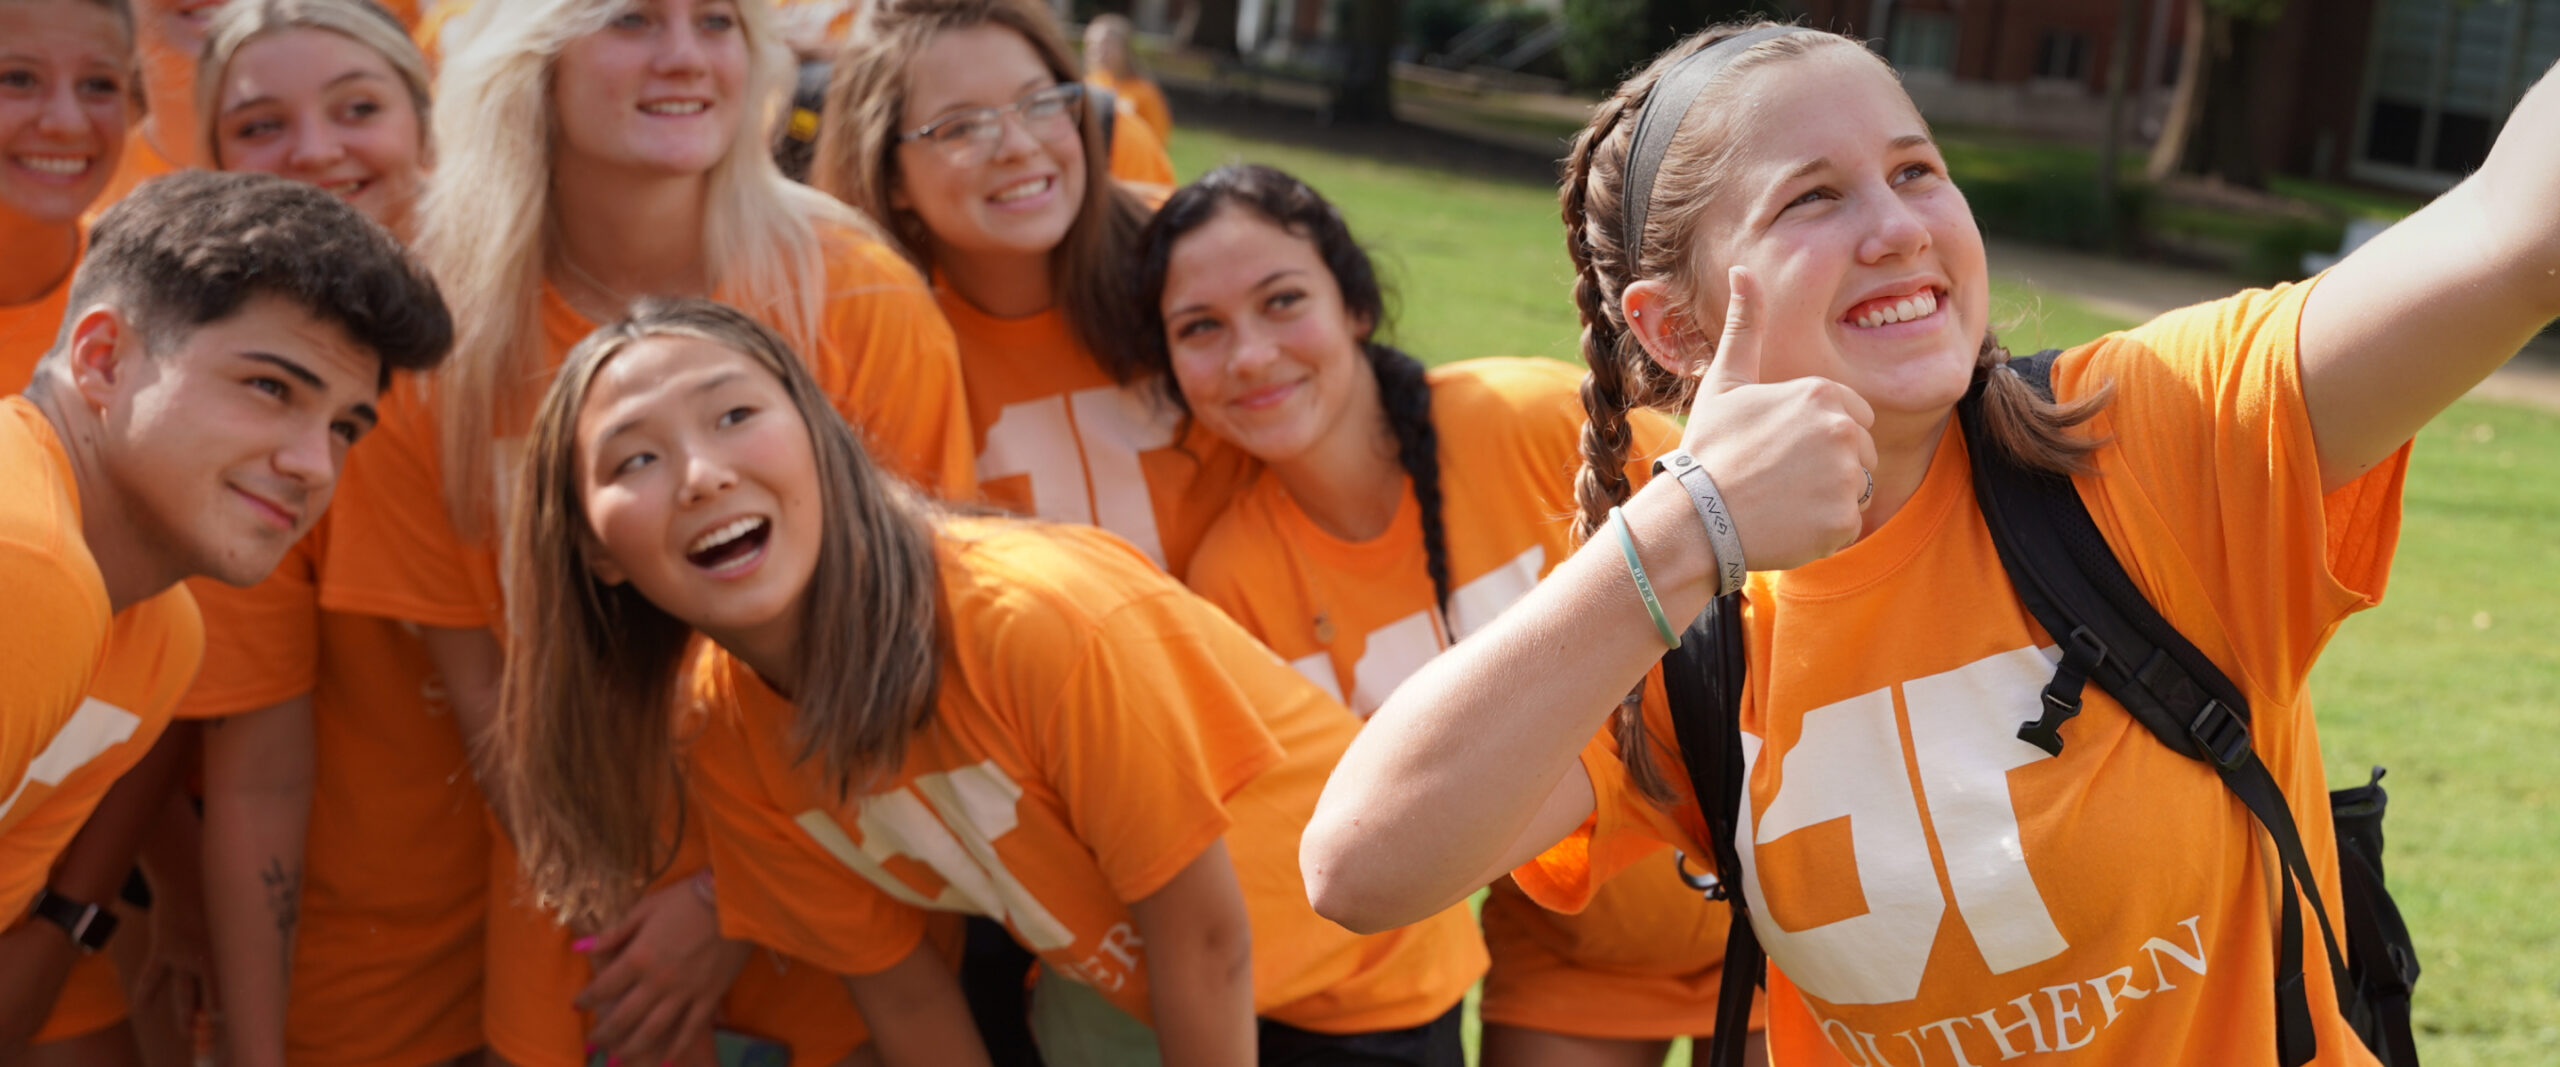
left=1611, top=506, right=1680, bottom=648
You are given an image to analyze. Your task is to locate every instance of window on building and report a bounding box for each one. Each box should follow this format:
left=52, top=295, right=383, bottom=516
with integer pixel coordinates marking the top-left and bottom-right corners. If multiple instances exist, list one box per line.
left=2357, top=0, right=2560, bottom=189
left=1887, top=11, right=1959, bottom=75
left=2033, top=30, right=2091, bottom=82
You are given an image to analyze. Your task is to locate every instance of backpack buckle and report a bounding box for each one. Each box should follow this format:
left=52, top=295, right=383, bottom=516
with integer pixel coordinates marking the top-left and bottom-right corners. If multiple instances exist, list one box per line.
left=2018, top=627, right=2107, bottom=757
left=2188, top=700, right=2252, bottom=769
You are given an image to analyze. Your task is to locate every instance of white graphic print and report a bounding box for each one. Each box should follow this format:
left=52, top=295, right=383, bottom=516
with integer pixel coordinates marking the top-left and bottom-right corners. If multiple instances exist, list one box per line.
left=978, top=386, right=1181, bottom=566
left=0, top=698, right=142, bottom=832
left=1444, top=546, right=1543, bottom=639
left=1349, top=611, right=1443, bottom=717
left=1310, top=546, right=1548, bottom=718
left=1735, top=645, right=2068, bottom=1005
left=795, top=759, right=1075, bottom=952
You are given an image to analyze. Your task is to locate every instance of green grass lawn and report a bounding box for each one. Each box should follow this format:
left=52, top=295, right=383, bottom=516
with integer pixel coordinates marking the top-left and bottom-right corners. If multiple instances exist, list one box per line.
left=1166, top=122, right=2560, bottom=1067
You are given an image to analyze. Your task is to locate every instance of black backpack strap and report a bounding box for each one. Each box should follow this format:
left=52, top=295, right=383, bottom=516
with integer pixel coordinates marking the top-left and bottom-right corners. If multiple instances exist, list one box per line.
left=1960, top=351, right=2348, bottom=1067
left=1658, top=595, right=1760, bottom=1067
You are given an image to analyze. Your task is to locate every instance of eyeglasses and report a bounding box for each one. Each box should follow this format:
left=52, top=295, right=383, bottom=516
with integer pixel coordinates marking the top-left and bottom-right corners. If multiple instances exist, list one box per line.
left=898, top=83, right=1087, bottom=165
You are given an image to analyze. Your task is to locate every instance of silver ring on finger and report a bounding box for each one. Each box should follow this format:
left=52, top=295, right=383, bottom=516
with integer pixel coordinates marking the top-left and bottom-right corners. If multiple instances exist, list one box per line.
left=1858, top=468, right=1874, bottom=506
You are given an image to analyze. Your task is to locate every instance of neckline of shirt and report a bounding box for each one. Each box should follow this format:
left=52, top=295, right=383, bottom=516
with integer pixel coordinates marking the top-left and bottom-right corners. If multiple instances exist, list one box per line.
left=1769, top=418, right=1972, bottom=602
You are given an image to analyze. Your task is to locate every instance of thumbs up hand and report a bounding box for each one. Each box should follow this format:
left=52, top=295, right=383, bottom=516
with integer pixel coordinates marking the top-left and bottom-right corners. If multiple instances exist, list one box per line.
left=1678, top=266, right=1878, bottom=572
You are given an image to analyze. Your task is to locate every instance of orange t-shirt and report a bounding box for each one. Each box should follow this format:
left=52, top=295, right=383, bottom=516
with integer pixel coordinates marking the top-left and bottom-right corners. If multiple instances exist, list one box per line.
left=1184, top=358, right=1742, bottom=1039
left=691, top=518, right=1486, bottom=1033
left=412, top=1, right=465, bottom=64
left=0, top=397, right=205, bottom=918
left=943, top=289, right=1256, bottom=576
left=1104, top=92, right=1176, bottom=189
left=1518, top=281, right=2408, bottom=1066
left=1088, top=70, right=1172, bottom=144
left=0, top=233, right=76, bottom=393
left=1186, top=357, right=1677, bottom=716
left=86, top=123, right=180, bottom=226
left=176, top=516, right=489, bottom=1066
left=321, top=227, right=977, bottom=632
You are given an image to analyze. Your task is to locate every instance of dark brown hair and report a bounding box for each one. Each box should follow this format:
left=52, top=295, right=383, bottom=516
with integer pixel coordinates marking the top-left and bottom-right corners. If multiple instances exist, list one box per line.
left=1559, top=23, right=2112, bottom=802
left=813, top=0, right=1155, bottom=382
left=500, top=298, right=942, bottom=929
left=1133, top=163, right=1453, bottom=617
left=50, top=169, right=450, bottom=387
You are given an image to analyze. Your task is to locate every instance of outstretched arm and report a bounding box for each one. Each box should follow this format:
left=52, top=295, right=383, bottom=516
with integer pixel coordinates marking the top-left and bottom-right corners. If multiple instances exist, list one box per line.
left=2301, top=59, right=2560, bottom=491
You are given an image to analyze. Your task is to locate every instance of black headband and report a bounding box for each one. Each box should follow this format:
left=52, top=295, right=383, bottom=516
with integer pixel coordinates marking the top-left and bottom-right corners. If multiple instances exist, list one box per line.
left=1620, top=26, right=1809, bottom=256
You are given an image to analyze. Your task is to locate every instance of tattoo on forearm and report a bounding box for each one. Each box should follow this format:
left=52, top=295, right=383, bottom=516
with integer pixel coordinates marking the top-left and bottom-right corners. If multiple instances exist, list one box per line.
left=260, top=857, right=300, bottom=980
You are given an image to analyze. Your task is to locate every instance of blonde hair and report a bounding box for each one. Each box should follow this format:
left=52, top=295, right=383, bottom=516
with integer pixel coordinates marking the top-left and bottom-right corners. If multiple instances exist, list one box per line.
left=502, top=297, right=942, bottom=929
left=1558, top=23, right=2112, bottom=802
left=194, top=0, right=435, bottom=171
left=815, top=0, right=1155, bottom=382
left=1083, top=12, right=1137, bottom=78
left=421, top=0, right=877, bottom=531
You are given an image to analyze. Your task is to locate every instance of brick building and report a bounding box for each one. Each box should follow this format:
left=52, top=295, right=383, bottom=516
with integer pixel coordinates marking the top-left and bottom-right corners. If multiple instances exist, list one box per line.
left=1799, top=0, right=2560, bottom=193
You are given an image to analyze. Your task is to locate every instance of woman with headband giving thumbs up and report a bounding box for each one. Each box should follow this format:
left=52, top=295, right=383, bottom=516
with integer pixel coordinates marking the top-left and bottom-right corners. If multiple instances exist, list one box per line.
left=1304, top=18, right=2560, bottom=1067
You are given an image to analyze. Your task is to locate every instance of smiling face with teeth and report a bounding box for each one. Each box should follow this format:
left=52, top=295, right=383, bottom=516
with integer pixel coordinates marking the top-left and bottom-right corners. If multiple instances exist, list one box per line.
left=212, top=27, right=427, bottom=235
left=552, top=0, right=749, bottom=184
left=891, top=24, right=1088, bottom=293
left=575, top=333, right=822, bottom=671
left=0, top=0, right=135, bottom=226
left=1677, top=47, right=1989, bottom=430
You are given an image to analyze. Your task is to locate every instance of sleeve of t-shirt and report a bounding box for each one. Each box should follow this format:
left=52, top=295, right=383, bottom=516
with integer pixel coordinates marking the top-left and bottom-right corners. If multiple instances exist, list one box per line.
left=2062, top=277, right=2408, bottom=710
left=1023, top=583, right=1285, bottom=905
left=314, top=385, right=492, bottom=629
left=813, top=241, right=981, bottom=501
left=175, top=534, right=320, bottom=718
left=1512, top=669, right=1699, bottom=914
left=0, top=543, right=108, bottom=801
left=687, top=702, right=932, bottom=978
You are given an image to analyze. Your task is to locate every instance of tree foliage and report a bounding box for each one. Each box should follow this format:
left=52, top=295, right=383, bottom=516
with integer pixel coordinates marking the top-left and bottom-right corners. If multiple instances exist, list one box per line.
left=1560, top=0, right=1790, bottom=91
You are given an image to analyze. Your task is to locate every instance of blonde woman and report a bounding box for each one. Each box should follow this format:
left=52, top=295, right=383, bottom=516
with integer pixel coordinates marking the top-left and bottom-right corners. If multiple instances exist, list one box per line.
left=315, top=1, right=977, bottom=1065
left=175, top=4, right=487, bottom=1066
left=0, top=0, right=134, bottom=390
left=197, top=0, right=432, bottom=235
left=1081, top=13, right=1166, bottom=142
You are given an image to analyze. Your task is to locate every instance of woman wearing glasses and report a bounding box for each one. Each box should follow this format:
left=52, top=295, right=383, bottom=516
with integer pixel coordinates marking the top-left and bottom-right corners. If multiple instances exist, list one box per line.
left=312, top=1, right=980, bottom=1065
left=816, top=0, right=1256, bottom=578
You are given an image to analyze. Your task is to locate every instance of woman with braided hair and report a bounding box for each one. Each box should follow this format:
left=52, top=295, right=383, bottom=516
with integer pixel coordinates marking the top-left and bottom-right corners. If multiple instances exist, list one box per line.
left=1140, top=163, right=1760, bottom=1065
left=1305, top=19, right=2560, bottom=1067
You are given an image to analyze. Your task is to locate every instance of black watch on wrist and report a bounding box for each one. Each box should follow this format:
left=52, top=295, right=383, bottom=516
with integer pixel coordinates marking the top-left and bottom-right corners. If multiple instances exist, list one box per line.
left=28, top=887, right=118, bottom=953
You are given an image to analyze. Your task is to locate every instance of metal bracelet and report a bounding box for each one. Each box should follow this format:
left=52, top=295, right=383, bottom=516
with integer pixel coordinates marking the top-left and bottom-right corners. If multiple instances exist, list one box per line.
left=1652, top=448, right=1749, bottom=597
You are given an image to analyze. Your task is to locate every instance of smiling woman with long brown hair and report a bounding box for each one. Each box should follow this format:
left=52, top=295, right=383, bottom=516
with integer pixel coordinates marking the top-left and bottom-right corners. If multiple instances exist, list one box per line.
left=815, top=0, right=1255, bottom=577
left=502, top=297, right=1484, bottom=1067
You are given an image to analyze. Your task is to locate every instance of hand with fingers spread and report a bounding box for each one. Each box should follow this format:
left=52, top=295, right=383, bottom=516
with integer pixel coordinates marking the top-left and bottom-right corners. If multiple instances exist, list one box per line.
left=574, top=877, right=751, bottom=1067
left=1679, top=266, right=1879, bottom=572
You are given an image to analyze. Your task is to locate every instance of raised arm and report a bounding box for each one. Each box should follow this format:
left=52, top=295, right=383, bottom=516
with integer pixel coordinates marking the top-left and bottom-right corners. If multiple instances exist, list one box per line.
left=2300, top=59, right=2560, bottom=491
